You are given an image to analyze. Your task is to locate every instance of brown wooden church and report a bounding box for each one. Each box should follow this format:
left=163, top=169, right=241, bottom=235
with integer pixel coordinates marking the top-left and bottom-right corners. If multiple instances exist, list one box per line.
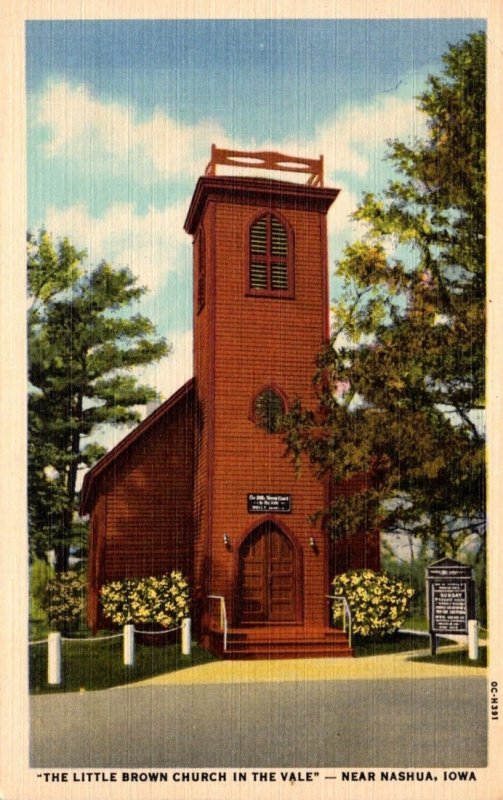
left=81, top=147, right=380, bottom=658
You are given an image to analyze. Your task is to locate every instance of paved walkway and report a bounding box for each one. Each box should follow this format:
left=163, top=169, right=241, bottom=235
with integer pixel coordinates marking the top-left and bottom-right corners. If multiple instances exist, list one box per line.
left=124, top=641, right=487, bottom=687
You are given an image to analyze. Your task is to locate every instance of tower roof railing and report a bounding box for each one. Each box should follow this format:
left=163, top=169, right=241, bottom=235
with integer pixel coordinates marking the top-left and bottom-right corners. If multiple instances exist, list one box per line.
left=205, top=144, right=324, bottom=187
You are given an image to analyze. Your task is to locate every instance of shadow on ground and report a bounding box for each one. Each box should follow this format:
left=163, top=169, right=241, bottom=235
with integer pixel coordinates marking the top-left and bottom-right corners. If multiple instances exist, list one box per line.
left=408, top=645, right=487, bottom=668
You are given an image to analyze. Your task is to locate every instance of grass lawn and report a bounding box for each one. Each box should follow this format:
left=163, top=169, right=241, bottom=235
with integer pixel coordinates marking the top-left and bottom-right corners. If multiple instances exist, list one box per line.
left=352, top=630, right=433, bottom=657
left=29, top=635, right=218, bottom=694
left=400, top=613, right=488, bottom=640
left=401, top=614, right=430, bottom=632
left=410, top=646, right=487, bottom=668
left=352, top=629, right=487, bottom=667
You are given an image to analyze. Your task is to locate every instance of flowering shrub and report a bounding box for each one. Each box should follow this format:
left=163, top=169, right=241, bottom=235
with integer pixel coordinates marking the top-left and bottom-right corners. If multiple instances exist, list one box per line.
left=332, top=569, right=414, bottom=638
left=100, top=571, right=190, bottom=628
left=42, top=571, right=86, bottom=632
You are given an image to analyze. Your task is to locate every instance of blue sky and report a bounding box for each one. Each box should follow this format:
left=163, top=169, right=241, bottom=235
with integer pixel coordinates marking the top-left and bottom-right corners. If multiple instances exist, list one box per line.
left=26, top=18, right=484, bottom=408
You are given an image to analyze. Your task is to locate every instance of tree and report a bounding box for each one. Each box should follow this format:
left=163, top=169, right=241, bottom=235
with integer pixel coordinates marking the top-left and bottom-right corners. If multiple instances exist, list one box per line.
left=281, top=33, right=485, bottom=565
left=28, top=231, right=170, bottom=570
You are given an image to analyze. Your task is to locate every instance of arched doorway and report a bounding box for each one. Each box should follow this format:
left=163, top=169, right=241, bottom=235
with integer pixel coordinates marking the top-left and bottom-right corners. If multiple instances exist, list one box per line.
left=239, top=522, right=297, bottom=623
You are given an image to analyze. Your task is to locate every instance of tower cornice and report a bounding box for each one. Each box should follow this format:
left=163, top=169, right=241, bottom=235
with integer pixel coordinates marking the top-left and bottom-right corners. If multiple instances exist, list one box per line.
left=184, top=176, right=340, bottom=236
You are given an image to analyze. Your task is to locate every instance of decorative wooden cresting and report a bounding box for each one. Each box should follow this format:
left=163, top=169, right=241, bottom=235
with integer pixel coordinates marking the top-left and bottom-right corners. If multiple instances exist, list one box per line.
left=205, top=144, right=324, bottom=186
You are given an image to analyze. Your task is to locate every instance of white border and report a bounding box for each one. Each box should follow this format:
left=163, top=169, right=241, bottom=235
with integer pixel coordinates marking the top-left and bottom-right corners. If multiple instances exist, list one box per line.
left=1, top=2, right=501, bottom=798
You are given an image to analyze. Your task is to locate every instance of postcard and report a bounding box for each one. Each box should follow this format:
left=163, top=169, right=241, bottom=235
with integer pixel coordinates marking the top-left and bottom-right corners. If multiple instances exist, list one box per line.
left=1, top=1, right=502, bottom=799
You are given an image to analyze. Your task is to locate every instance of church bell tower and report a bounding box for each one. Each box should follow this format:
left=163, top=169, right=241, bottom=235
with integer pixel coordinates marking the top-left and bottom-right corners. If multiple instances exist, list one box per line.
left=184, top=146, right=354, bottom=656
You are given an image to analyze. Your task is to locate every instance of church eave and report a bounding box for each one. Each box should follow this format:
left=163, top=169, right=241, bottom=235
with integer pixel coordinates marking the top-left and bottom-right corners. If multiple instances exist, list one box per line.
left=184, top=176, right=340, bottom=235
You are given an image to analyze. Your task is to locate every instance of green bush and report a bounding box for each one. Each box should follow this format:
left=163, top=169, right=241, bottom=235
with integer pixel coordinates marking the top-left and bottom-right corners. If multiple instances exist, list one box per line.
left=42, top=570, right=86, bottom=632
left=332, top=569, right=414, bottom=638
left=380, top=539, right=431, bottom=620
left=100, top=571, right=190, bottom=628
left=30, top=557, right=55, bottom=621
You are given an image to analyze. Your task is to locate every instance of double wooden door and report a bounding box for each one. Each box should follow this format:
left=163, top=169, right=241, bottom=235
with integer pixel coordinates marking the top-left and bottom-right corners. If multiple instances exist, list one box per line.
left=239, top=523, right=296, bottom=623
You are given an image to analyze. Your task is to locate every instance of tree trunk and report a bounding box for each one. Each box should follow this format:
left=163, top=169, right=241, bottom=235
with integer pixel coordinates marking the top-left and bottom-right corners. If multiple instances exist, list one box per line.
left=430, top=514, right=443, bottom=560
left=54, top=541, right=71, bottom=573
left=56, top=393, right=83, bottom=574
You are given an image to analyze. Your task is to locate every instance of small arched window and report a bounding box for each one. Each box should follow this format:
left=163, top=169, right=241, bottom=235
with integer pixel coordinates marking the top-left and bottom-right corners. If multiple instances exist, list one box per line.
left=248, top=213, right=293, bottom=297
left=253, top=387, right=286, bottom=433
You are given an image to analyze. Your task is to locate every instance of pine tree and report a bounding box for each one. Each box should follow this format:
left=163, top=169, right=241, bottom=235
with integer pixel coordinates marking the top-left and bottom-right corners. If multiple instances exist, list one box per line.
left=28, top=231, right=170, bottom=570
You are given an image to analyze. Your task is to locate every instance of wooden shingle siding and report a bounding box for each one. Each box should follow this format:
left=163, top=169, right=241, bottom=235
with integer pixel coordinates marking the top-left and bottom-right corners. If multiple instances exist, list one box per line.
left=85, top=167, right=380, bottom=650
left=189, top=178, right=341, bottom=632
left=84, top=382, right=195, bottom=631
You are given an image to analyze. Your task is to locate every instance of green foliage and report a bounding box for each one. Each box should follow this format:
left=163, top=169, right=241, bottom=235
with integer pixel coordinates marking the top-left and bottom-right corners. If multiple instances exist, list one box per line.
left=281, top=33, right=485, bottom=558
left=100, top=571, right=190, bottom=628
left=380, top=539, right=432, bottom=619
left=28, top=231, right=170, bottom=569
left=332, top=569, right=414, bottom=637
left=42, top=571, right=86, bottom=632
left=30, top=557, right=55, bottom=632
left=30, top=557, right=55, bottom=608
left=27, top=231, right=84, bottom=303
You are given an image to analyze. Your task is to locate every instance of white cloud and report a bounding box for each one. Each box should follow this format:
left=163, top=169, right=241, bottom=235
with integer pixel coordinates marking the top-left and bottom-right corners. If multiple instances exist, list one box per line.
left=36, top=80, right=234, bottom=183
left=316, top=93, right=425, bottom=181
left=35, top=79, right=424, bottom=191
left=327, top=179, right=361, bottom=233
left=221, top=92, right=424, bottom=186
left=40, top=201, right=191, bottom=291
left=139, top=328, right=193, bottom=402
left=34, top=80, right=425, bottom=296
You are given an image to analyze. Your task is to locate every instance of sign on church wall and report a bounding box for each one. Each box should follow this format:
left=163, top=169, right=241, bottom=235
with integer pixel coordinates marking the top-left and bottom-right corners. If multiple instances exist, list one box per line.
left=247, top=494, right=292, bottom=514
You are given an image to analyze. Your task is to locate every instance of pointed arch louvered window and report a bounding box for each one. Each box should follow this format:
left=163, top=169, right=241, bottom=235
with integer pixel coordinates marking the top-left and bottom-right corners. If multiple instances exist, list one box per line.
left=248, top=213, right=293, bottom=297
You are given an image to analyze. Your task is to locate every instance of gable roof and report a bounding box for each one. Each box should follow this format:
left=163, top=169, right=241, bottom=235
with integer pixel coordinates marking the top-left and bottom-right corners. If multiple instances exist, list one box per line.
left=427, top=557, right=465, bottom=568
left=80, top=378, right=194, bottom=515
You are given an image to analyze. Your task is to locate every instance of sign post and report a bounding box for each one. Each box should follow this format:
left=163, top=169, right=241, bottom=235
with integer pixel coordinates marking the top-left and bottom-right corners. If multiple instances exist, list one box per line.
left=426, top=557, right=476, bottom=656
left=468, top=619, right=479, bottom=660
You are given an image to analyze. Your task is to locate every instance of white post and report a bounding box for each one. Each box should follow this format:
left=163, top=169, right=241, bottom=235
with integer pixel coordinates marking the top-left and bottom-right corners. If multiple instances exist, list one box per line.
left=468, top=619, right=479, bottom=660
left=181, top=617, right=192, bottom=656
left=48, top=632, right=62, bottom=685
left=123, top=623, right=135, bottom=666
